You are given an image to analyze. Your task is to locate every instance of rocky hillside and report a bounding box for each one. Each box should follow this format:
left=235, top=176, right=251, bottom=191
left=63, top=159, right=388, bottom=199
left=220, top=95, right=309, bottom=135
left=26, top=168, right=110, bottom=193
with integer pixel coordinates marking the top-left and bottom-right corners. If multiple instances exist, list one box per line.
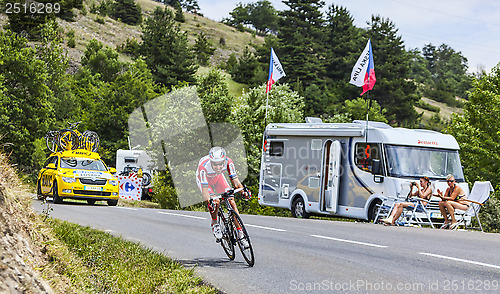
left=0, top=153, right=53, bottom=292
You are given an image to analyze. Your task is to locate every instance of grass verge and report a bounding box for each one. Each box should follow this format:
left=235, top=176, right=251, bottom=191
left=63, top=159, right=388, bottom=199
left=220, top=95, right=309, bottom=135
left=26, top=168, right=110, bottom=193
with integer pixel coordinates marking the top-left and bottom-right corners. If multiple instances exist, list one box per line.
left=48, top=218, right=219, bottom=293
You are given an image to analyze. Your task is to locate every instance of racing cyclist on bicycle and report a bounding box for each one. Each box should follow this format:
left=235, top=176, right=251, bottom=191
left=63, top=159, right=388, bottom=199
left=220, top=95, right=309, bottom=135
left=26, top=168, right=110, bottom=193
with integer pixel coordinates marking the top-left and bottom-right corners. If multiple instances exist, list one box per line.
left=196, top=147, right=250, bottom=242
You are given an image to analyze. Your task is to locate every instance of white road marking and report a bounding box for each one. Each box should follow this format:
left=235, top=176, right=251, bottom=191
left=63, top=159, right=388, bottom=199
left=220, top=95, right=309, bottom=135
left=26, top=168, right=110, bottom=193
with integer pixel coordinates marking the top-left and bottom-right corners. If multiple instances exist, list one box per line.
left=114, top=207, right=138, bottom=211
left=158, top=211, right=207, bottom=220
left=246, top=224, right=286, bottom=232
left=419, top=252, right=500, bottom=270
left=311, top=234, right=388, bottom=248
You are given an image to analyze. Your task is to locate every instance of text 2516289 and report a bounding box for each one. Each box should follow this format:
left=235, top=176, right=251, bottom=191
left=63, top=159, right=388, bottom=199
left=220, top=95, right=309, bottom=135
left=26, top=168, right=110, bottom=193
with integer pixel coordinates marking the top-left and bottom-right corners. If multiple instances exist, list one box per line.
left=5, top=2, right=60, bottom=14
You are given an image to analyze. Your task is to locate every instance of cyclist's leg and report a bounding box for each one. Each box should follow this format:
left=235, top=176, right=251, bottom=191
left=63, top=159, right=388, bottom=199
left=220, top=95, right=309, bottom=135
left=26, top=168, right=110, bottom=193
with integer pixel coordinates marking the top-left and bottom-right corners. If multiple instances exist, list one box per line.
left=197, top=180, right=219, bottom=225
left=214, top=175, right=242, bottom=229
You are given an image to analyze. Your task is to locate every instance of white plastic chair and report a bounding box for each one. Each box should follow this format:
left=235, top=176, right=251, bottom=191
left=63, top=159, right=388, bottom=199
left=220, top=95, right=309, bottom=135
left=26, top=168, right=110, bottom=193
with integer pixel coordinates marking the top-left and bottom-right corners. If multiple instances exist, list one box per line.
left=455, top=181, right=494, bottom=232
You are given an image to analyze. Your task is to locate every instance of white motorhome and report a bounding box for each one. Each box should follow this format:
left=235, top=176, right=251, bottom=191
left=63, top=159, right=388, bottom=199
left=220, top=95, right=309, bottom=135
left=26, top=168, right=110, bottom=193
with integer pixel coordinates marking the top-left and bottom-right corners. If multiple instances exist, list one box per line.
left=116, top=149, right=155, bottom=198
left=258, top=119, right=468, bottom=220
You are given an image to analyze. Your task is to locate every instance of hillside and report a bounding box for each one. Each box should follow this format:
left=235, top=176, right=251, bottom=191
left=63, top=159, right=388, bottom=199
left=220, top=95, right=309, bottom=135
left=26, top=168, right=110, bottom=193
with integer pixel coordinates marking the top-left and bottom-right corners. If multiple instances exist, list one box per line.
left=0, top=0, right=264, bottom=69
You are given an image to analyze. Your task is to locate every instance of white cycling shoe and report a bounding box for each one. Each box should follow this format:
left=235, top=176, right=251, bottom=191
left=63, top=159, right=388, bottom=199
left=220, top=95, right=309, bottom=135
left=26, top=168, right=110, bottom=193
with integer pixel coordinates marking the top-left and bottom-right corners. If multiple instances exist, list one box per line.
left=238, top=231, right=250, bottom=249
left=212, top=224, right=223, bottom=239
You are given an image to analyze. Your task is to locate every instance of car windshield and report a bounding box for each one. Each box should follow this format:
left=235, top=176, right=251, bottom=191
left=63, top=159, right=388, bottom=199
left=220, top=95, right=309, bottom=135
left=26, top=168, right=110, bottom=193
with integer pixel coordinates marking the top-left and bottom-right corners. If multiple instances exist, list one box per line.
left=60, top=157, right=108, bottom=171
left=385, top=145, right=464, bottom=181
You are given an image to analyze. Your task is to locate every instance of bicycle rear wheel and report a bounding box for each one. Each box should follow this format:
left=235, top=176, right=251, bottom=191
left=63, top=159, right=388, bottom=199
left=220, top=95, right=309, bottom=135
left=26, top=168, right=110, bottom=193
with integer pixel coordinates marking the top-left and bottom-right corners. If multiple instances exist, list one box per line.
left=57, top=129, right=80, bottom=151
left=232, top=212, right=254, bottom=267
left=45, top=131, right=59, bottom=153
left=218, top=212, right=235, bottom=260
left=81, top=130, right=99, bottom=152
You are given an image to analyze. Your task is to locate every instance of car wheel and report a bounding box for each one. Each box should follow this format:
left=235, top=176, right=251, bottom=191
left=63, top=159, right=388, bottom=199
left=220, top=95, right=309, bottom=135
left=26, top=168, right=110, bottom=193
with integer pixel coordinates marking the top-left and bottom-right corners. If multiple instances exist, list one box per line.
left=107, top=199, right=118, bottom=206
left=87, top=199, right=96, bottom=205
left=292, top=197, right=310, bottom=219
left=52, top=181, right=63, bottom=204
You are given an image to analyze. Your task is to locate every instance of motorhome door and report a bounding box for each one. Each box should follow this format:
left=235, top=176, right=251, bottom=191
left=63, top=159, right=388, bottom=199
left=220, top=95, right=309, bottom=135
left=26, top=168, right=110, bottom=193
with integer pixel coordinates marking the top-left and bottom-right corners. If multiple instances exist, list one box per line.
left=322, top=140, right=341, bottom=213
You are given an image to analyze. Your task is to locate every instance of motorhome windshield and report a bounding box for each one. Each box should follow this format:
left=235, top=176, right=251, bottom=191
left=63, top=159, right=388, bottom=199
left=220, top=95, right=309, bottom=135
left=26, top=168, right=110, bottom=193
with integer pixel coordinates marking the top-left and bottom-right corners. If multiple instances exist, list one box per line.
left=385, top=145, right=464, bottom=181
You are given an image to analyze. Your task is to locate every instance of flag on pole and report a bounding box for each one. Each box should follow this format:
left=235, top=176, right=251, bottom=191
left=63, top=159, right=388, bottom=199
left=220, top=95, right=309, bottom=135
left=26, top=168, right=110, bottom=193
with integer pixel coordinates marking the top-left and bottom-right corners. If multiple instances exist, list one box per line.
left=266, top=48, right=286, bottom=93
left=349, top=39, right=376, bottom=96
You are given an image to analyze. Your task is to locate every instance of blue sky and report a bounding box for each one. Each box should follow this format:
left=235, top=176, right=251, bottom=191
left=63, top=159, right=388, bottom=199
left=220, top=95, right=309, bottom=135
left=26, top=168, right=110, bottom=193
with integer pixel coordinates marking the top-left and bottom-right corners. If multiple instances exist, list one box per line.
left=198, top=0, right=500, bottom=73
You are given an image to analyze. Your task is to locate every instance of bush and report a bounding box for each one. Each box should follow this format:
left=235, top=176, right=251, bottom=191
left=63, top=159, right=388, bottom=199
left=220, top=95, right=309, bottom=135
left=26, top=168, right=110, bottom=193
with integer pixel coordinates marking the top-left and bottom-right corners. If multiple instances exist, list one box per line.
left=95, top=16, right=105, bottom=24
left=151, top=171, right=180, bottom=209
left=67, top=29, right=76, bottom=48
left=480, top=192, right=500, bottom=233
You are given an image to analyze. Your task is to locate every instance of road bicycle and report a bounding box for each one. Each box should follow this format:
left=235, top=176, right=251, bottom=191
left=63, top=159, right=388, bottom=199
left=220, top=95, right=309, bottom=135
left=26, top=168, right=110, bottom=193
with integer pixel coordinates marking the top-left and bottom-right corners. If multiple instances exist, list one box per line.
left=210, top=187, right=255, bottom=267
left=45, top=122, right=100, bottom=152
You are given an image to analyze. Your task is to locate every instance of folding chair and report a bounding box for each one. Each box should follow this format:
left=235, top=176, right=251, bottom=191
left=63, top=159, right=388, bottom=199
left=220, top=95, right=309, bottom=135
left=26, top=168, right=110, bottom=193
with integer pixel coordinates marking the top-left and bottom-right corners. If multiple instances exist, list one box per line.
left=399, top=197, right=435, bottom=228
left=454, top=181, right=493, bottom=232
left=373, top=196, right=398, bottom=224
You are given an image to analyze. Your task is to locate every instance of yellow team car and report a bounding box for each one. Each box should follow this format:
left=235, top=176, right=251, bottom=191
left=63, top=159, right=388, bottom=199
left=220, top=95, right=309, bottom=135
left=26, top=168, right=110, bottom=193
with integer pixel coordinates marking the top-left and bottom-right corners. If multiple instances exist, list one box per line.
left=37, top=149, right=119, bottom=206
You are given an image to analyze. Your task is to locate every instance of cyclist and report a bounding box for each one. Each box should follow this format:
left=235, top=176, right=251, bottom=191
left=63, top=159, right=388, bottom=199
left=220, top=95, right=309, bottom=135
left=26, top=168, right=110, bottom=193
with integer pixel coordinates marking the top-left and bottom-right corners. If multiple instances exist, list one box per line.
left=196, top=147, right=250, bottom=241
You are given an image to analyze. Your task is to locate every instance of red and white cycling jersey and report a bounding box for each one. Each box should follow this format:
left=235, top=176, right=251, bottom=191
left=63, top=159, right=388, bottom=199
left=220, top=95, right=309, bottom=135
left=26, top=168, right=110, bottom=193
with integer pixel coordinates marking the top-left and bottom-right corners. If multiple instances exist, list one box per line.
left=196, top=155, right=238, bottom=195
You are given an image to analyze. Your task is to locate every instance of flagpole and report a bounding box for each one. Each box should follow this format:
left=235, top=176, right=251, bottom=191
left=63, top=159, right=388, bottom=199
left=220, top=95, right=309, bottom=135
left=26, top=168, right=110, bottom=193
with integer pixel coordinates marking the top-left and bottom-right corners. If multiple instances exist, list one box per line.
left=265, top=84, right=269, bottom=127
left=365, top=91, right=370, bottom=144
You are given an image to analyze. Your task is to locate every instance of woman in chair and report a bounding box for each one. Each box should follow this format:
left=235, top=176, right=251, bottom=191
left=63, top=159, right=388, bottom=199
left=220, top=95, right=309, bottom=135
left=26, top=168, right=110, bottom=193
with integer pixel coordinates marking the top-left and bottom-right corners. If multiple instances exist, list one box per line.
left=383, top=176, right=432, bottom=225
left=437, top=174, right=468, bottom=230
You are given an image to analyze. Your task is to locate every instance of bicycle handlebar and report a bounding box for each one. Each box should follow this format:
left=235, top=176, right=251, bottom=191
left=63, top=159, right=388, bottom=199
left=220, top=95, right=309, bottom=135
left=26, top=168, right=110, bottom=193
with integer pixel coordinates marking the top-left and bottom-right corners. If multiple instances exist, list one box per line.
left=209, top=186, right=249, bottom=201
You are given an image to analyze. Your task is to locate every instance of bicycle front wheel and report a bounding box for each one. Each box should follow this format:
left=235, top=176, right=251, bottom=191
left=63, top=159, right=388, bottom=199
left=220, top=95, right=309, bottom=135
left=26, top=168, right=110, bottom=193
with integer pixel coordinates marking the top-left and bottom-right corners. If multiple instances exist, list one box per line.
left=218, top=212, right=235, bottom=260
left=232, top=213, right=255, bottom=267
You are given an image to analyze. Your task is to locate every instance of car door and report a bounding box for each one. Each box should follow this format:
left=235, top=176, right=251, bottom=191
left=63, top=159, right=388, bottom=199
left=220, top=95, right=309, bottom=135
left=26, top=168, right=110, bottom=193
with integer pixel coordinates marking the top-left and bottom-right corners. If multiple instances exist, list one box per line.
left=40, top=156, right=58, bottom=194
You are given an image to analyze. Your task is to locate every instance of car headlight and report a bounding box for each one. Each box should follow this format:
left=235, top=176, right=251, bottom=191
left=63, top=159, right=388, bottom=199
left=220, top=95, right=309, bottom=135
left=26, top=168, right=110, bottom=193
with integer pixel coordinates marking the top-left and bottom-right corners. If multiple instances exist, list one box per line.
left=62, top=176, right=76, bottom=183
left=109, top=179, right=118, bottom=186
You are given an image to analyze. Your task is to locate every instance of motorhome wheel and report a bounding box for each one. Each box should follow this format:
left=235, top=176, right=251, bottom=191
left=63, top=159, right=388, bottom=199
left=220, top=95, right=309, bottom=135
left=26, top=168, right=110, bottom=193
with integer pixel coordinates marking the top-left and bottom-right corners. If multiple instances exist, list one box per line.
left=292, top=197, right=310, bottom=219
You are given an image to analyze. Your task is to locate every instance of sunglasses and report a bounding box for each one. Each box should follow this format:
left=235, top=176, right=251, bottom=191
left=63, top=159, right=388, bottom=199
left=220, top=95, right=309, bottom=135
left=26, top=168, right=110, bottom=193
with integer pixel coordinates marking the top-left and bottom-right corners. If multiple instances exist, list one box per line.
left=447, top=180, right=455, bottom=183
left=212, top=162, right=224, bottom=167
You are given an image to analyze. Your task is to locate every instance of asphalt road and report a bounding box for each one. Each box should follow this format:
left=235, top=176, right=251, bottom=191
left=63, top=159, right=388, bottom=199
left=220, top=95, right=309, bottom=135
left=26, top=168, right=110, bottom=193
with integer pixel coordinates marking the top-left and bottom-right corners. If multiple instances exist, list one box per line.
left=32, top=199, right=500, bottom=294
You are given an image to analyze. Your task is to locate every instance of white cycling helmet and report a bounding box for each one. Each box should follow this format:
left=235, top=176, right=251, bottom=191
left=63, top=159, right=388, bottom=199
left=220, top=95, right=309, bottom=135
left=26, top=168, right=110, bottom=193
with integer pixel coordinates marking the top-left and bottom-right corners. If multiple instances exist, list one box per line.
left=209, top=146, right=226, bottom=164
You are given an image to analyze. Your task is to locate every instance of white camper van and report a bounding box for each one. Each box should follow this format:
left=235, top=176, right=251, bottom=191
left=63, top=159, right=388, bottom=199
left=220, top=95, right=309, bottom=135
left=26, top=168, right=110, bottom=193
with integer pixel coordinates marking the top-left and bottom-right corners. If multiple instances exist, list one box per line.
left=258, top=119, right=468, bottom=220
left=116, top=149, right=154, bottom=199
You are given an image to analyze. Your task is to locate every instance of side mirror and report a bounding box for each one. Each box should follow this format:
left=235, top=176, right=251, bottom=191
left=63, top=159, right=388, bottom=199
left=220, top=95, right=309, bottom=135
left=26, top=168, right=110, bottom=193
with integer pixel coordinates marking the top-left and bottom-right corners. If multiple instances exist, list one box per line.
left=47, top=163, right=56, bottom=169
left=372, top=159, right=384, bottom=183
left=372, top=159, right=382, bottom=175
left=109, top=167, right=117, bottom=174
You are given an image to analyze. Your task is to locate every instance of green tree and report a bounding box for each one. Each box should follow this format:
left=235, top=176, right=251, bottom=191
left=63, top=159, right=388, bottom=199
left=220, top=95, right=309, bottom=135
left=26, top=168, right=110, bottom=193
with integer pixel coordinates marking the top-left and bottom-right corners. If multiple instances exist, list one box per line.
left=324, top=5, right=363, bottom=100
left=174, top=4, right=185, bottom=22
left=232, top=83, right=305, bottom=184
left=343, top=98, right=387, bottom=123
left=196, top=69, right=231, bottom=123
left=447, top=66, right=500, bottom=185
left=110, top=0, right=142, bottom=25
left=422, top=43, right=472, bottom=103
left=366, top=15, right=420, bottom=125
left=278, top=0, right=326, bottom=89
left=230, top=47, right=266, bottom=88
left=81, top=39, right=127, bottom=83
left=193, top=32, right=215, bottom=66
left=85, top=58, right=158, bottom=164
left=0, top=30, right=54, bottom=168
left=447, top=66, right=500, bottom=232
left=250, top=0, right=279, bottom=34
left=141, top=7, right=198, bottom=88
left=5, top=0, right=56, bottom=39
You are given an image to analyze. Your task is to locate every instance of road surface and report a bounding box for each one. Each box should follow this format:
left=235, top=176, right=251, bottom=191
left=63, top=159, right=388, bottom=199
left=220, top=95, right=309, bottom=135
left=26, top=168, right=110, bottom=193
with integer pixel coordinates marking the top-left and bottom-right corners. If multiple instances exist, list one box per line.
left=32, top=199, right=500, bottom=293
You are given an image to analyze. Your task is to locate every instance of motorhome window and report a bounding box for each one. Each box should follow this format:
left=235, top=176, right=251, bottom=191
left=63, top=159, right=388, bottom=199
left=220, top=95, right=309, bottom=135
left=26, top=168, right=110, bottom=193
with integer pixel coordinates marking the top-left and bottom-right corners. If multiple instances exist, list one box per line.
left=384, top=145, right=465, bottom=181
left=269, top=141, right=284, bottom=156
left=311, top=139, right=322, bottom=150
left=355, top=143, right=382, bottom=173
left=124, top=158, right=137, bottom=163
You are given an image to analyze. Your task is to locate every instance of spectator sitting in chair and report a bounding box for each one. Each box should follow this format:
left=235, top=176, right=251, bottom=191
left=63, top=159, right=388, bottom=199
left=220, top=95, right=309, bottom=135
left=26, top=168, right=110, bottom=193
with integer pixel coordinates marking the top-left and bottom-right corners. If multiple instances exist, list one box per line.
left=383, top=176, right=432, bottom=225
left=437, top=174, right=468, bottom=230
